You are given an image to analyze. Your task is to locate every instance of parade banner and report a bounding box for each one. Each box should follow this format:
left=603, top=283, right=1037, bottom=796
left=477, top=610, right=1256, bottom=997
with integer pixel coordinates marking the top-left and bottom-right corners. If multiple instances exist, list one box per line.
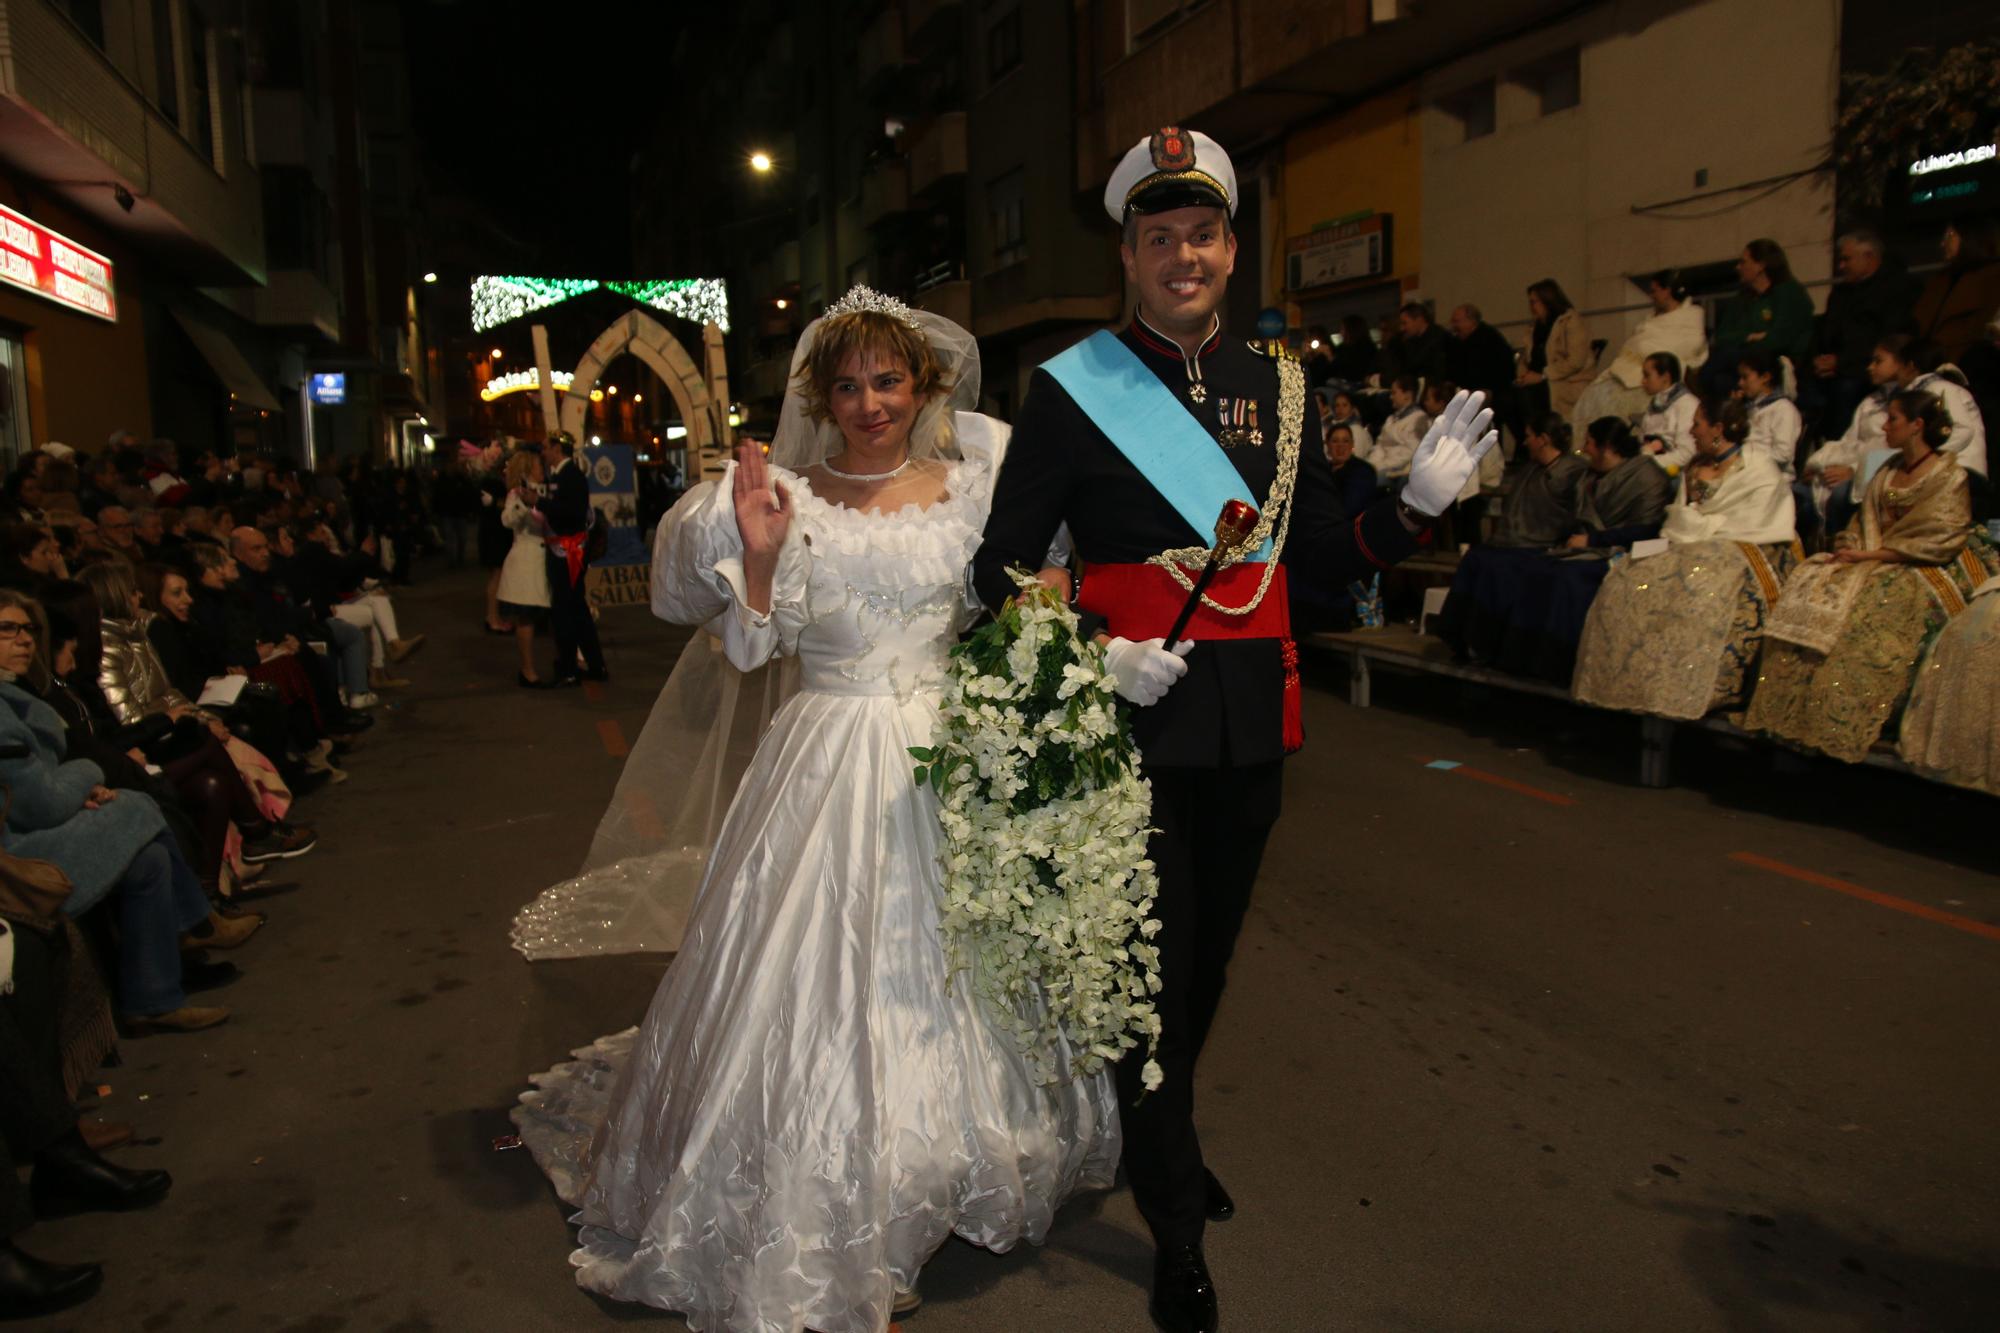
left=583, top=444, right=650, bottom=608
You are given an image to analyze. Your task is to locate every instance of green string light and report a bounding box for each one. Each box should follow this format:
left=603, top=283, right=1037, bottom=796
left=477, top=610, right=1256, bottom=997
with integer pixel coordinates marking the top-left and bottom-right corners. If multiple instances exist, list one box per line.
left=470, top=275, right=730, bottom=333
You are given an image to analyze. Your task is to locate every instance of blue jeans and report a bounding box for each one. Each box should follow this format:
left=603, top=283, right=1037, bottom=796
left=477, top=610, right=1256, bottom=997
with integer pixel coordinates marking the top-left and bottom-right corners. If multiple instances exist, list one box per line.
left=325, top=616, right=368, bottom=692
left=116, top=831, right=211, bottom=1016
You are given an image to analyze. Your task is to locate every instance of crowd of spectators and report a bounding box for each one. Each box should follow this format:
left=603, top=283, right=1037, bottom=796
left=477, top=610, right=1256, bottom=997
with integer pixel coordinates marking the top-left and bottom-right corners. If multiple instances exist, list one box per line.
left=0, top=435, right=446, bottom=1316
left=1300, top=215, right=2000, bottom=795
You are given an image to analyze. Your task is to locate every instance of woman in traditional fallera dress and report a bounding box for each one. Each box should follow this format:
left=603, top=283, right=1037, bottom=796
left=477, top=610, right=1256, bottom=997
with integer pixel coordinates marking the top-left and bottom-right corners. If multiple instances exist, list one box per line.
left=1744, top=389, right=1999, bottom=763
left=1571, top=394, right=1800, bottom=720
left=509, top=291, right=1117, bottom=1333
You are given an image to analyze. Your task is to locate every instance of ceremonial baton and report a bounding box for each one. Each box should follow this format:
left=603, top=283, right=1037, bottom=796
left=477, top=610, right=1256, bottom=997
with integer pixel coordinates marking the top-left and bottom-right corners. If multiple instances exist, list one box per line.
left=1164, top=499, right=1260, bottom=645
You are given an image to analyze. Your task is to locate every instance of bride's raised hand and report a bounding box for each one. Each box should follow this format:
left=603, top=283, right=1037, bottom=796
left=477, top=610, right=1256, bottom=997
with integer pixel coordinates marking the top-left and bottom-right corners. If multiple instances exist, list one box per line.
left=732, top=441, right=792, bottom=560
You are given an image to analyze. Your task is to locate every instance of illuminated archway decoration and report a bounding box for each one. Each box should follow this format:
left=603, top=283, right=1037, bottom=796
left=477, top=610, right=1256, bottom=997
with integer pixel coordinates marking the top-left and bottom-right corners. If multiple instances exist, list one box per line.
left=479, top=367, right=602, bottom=402
left=471, top=275, right=729, bottom=333
left=557, top=312, right=733, bottom=467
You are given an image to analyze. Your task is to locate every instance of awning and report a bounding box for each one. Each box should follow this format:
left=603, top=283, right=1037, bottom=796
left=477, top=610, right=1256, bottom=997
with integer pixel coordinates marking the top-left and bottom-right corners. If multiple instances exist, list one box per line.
left=170, top=309, right=282, bottom=411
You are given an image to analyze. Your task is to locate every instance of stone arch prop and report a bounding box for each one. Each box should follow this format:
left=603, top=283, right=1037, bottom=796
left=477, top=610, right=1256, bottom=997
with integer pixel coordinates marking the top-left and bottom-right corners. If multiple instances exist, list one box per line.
left=557, top=311, right=729, bottom=461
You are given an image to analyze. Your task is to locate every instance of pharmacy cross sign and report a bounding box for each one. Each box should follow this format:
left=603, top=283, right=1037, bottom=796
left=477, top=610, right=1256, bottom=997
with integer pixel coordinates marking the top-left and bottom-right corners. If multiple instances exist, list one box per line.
left=0, top=203, right=117, bottom=322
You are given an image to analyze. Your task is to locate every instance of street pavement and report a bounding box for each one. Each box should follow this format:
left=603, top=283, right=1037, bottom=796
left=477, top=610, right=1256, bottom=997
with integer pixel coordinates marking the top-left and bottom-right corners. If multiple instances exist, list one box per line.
left=14, top=568, right=1999, bottom=1332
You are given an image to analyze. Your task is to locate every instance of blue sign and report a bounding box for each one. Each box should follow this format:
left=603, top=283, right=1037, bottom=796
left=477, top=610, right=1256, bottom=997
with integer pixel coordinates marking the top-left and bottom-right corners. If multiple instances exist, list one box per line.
left=309, top=373, right=346, bottom=405
left=582, top=444, right=645, bottom=566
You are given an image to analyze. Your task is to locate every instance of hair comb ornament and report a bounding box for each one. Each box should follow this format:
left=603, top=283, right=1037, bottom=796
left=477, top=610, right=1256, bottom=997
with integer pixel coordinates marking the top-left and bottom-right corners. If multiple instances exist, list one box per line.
left=825, top=284, right=923, bottom=329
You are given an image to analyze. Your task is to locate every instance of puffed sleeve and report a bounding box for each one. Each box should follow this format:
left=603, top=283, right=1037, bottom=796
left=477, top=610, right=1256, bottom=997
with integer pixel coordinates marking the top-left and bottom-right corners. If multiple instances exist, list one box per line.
left=650, top=463, right=810, bottom=671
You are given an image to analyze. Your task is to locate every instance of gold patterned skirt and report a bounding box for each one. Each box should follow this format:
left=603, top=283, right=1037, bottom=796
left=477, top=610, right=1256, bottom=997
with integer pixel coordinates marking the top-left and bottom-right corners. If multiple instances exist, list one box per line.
left=1743, top=550, right=1994, bottom=763
left=1571, top=540, right=1796, bottom=721
left=1899, top=588, right=2000, bottom=795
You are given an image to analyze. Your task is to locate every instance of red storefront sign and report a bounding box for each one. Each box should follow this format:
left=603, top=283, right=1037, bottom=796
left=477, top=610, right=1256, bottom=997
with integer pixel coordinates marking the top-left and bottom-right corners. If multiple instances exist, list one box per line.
left=0, top=203, right=117, bottom=322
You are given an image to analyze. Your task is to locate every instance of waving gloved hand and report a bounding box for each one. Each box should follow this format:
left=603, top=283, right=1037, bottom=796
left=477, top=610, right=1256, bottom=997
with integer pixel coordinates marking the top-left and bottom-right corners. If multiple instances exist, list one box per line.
left=1401, top=389, right=1499, bottom=517
left=1103, top=636, right=1194, bottom=707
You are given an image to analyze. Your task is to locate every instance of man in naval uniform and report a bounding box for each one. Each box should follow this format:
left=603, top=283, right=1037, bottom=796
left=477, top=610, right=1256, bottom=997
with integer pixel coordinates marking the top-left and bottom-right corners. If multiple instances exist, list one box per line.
left=972, top=128, right=1496, bottom=1333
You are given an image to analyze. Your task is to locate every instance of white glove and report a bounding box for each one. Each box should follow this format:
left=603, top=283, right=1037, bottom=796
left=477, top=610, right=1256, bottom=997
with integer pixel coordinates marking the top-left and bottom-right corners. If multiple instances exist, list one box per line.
left=1103, top=636, right=1194, bottom=707
left=1402, top=389, right=1500, bottom=516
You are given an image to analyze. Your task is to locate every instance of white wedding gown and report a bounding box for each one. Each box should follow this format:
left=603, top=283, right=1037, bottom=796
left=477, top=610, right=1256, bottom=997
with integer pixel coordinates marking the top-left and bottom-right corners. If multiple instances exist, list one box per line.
left=513, top=420, right=1120, bottom=1333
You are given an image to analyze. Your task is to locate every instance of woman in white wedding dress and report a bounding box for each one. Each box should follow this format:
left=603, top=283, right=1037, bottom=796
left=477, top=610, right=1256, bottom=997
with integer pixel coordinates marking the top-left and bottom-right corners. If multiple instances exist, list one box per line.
left=511, top=291, right=1118, bottom=1333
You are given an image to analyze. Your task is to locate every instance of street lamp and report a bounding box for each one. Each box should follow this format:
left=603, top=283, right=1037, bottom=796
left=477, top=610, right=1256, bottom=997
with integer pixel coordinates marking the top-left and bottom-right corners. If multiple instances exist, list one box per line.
left=490, top=347, right=503, bottom=359
left=422, top=271, right=438, bottom=283
left=749, top=151, right=773, bottom=173
left=775, top=298, right=788, bottom=310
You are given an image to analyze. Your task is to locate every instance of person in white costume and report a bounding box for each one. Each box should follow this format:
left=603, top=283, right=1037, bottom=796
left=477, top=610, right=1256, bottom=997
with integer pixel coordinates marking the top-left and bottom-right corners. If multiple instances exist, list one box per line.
left=1636, top=351, right=1698, bottom=473
left=1569, top=268, right=1709, bottom=436
left=509, top=289, right=1115, bottom=1333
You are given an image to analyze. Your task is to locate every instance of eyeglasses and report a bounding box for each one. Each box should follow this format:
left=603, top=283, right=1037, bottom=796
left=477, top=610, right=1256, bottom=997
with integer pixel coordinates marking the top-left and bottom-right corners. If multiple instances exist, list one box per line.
left=0, top=620, right=36, bottom=639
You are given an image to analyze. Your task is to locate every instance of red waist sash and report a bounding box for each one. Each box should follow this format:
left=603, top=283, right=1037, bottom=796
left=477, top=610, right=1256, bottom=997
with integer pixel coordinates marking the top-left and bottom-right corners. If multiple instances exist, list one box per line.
left=547, top=530, right=589, bottom=586
left=1077, top=561, right=1302, bottom=753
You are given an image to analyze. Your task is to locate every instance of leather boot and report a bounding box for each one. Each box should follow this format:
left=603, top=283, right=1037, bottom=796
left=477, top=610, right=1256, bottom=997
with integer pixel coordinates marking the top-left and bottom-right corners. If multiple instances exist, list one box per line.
left=1150, top=1245, right=1218, bottom=1333
left=0, top=1240, right=101, bottom=1319
left=30, top=1133, right=172, bottom=1218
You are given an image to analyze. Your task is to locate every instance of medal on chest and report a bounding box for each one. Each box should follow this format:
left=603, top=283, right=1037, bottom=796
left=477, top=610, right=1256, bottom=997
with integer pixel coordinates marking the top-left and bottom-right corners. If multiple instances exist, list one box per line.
left=1215, top=396, right=1263, bottom=450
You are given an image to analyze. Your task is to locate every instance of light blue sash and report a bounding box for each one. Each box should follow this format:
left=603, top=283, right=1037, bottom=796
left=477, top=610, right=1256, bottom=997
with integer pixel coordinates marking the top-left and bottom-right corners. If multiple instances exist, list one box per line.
left=1041, top=330, right=1271, bottom=559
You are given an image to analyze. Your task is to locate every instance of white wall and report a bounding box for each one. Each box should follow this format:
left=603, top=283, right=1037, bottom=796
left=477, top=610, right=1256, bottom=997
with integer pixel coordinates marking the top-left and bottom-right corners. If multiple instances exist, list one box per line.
left=1419, top=0, right=1838, bottom=349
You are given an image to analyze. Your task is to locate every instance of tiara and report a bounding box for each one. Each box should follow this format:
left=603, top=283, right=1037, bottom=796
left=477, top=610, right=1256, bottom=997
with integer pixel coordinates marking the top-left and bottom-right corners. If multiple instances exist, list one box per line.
left=825, top=284, right=922, bottom=329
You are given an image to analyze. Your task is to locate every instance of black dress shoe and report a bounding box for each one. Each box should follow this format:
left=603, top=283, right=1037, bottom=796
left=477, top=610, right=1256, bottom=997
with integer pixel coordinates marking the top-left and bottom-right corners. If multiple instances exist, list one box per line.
left=1204, top=1167, right=1235, bottom=1222
left=0, top=1239, right=102, bottom=1319
left=548, top=674, right=583, bottom=689
left=1150, top=1245, right=1218, bottom=1333
left=30, top=1138, right=172, bottom=1219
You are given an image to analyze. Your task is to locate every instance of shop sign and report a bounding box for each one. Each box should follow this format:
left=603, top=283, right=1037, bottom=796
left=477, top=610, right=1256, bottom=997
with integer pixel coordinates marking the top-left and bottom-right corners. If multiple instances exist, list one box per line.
left=0, top=203, right=117, bottom=322
left=309, top=372, right=347, bottom=404
left=1286, top=213, right=1392, bottom=293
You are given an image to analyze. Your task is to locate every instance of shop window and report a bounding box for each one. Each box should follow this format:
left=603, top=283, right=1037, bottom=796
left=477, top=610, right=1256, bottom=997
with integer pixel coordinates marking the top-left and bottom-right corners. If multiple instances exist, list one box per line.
left=54, top=0, right=105, bottom=48
left=1515, top=47, right=1580, bottom=116
left=1438, top=79, right=1495, bottom=145
left=985, top=5, right=1021, bottom=84
left=152, top=0, right=180, bottom=128
left=987, top=168, right=1025, bottom=272
left=0, top=332, right=28, bottom=470
left=188, top=5, right=217, bottom=168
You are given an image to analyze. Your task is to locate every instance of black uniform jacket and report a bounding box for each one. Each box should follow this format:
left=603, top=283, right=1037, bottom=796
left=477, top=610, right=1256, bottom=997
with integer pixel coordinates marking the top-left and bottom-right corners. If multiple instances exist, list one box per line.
left=539, top=457, right=592, bottom=538
left=973, top=319, right=1424, bottom=769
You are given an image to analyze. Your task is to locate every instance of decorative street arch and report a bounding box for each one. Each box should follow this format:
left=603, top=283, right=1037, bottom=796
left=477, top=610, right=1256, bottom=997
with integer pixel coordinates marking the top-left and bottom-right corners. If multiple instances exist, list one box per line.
left=555, top=311, right=732, bottom=460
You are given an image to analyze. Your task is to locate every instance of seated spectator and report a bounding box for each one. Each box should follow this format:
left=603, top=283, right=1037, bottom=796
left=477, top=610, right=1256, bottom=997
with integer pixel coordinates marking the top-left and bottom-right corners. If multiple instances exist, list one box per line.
left=1910, top=216, right=2000, bottom=368
left=1436, top=417, right=1672, bottom=683
left=36, top=457, right=80, bottom=526
left=77, top=561, right=314, bottom=891
left=1445, top=304, right=1518, bottom=424
left=230, top=526, right=375, bottom=714
left=1573, top=395, right=1800, bottom=720
left=185, top=543, right=353, bottom=762
left=1573, top=270, right=1709, bottom=437
left=74, top=452, right=122, bottom=516
left=1370, top=375, right=1429, bottom=482
left=94, top=506, right=138, bottom=558
left=132, top=508, right=168, bottom=562
left=1396, top=301, right=1449, bottom=388
left=1737, top=348, right=1803, bottom=479
left=1637, top=352, right=1698, bottom=472
left=0, top=467, right=50, bottom=528
left=1744, top=389, right=2000, bottom=762
left=0, top=589, right=251, bottom=1032
left=1703, top=238, right=1814, bottom=399
left=1300, top=325, right=1337, bottom=389
left=1320, top=388, right=1373, bottom=462
left=0, top=918, right=174, bottom=1318
left=283, top=519, right=423, bottom=693
left=1516, top=279, right=1594, bottom=428
left=1490, top=414, right=1588, bottom=549
left=1323, top=422, right=1377, bottom=517
left=1900, top=569, right=2000, bottom=795
left=0, top=524, right=66, bottom=591
left=1807, top=230, right=1918, bottom=439
left=1798, top=332, right=1918, bottom=541
left=1328, top=314, right=1377, bottom=385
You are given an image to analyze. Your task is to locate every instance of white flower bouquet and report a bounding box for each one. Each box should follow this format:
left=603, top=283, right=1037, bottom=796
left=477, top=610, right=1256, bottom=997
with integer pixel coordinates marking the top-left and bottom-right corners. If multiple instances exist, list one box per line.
left=911, top=571, right=1163, bottom=1090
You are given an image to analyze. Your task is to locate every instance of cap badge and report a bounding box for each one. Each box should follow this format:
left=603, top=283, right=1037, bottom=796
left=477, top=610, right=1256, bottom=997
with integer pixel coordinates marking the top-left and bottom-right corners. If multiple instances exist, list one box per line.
left=1150, top=127, right=1194, bottom=172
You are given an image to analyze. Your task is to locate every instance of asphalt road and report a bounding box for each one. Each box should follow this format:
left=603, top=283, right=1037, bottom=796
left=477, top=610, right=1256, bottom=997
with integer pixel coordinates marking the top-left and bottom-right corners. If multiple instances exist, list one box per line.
left=15, top=569, right=1999, bottom=1333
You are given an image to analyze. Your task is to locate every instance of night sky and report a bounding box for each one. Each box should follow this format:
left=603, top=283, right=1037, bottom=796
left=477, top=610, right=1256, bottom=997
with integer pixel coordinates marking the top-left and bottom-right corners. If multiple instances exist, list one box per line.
left=404, top=1, right=697, bottom=276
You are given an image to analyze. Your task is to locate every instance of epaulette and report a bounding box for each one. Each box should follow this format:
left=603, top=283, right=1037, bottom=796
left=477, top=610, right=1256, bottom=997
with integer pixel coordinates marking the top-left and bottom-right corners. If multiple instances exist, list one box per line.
left=1247, top=338, right=1295, bottom=361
